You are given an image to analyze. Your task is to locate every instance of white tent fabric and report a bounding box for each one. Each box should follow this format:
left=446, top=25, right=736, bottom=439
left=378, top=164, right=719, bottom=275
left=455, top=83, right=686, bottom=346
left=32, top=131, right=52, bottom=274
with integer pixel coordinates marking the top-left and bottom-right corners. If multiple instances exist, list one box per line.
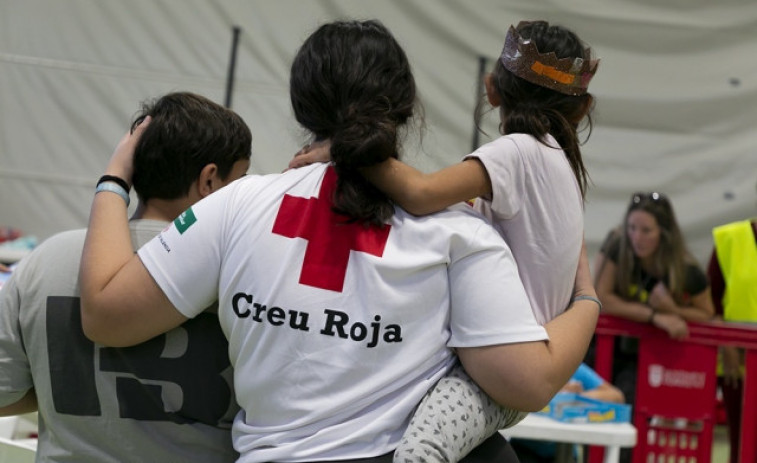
left=1, top=0, right=756, bottom=267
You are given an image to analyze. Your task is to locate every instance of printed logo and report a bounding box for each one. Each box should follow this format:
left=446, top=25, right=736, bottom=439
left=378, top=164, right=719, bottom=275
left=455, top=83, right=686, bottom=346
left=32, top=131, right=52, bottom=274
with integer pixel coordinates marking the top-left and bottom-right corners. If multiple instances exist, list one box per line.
left=271, top=167, right=391, bottom=292
left=174, top=207, right=197, bottom=234
left=647, top=364, right=706, bottom=389
left=648, top=364, right=664, bottom=388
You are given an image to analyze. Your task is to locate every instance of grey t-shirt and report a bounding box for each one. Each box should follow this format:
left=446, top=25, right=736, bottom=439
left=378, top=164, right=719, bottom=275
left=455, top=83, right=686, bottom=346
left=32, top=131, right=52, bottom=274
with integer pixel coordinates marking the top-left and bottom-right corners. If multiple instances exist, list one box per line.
left=0, top=221, right=238, bottom=462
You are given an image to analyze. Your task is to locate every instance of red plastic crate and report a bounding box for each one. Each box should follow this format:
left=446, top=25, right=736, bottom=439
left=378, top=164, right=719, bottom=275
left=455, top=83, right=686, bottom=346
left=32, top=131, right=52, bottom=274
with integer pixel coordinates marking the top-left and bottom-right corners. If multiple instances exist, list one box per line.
left=633, top=337, right=718, bottom=463
left=592, top=315, right=757, bottom=463
left=640, top=417, right=707, bottom=463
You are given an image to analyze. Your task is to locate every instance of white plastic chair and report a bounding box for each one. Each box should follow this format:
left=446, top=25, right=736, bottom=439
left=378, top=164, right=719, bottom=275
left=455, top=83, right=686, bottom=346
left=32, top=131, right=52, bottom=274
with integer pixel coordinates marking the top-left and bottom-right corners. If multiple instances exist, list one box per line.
left=0, top=436, right=35, bottom=463
left=0, top=418, right=17, bottom=439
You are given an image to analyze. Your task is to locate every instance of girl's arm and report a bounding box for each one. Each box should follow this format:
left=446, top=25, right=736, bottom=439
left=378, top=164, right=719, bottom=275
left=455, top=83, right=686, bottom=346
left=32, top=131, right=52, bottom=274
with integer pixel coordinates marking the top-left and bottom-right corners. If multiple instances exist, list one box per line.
left=361, top=158, right=492, bottom=215
left=80, top=119, right=187, bottom=347
left=458, top=241, right=600, bottom=411
left=287, top=141, right=493, bottom=215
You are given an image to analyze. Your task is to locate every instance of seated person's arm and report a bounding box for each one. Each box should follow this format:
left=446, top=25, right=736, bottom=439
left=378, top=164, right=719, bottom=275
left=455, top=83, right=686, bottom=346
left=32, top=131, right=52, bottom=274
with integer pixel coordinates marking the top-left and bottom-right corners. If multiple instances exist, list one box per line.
left=0, top=389, right=37, bottom=416
left=580, top=382, right=625, bottom=404
left=649, top=283, right=715, bottom=322
left=596, top=259, right=655, bottom=322
left=597, top=259, right=690, bottom=339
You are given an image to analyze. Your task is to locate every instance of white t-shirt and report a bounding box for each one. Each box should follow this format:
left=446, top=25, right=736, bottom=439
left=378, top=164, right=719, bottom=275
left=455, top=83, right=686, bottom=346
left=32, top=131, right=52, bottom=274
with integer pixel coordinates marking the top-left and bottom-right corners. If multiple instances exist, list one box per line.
left=465, top=133, right=584, bottom=325
left=139, top=163, right=547, bottom=462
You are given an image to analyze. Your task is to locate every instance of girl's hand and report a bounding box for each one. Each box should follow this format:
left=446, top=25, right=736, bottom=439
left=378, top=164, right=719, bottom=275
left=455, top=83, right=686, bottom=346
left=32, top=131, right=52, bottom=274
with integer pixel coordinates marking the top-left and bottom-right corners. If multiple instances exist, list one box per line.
left=105, top=116, right=151, bottom=186
left=288, top=139, right=332, bottom=170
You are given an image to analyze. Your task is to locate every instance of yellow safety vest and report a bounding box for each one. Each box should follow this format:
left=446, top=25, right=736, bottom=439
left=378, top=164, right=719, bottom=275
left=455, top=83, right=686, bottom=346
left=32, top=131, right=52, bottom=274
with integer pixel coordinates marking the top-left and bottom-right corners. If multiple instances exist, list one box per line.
left=713, top=220, right=757, bottom=322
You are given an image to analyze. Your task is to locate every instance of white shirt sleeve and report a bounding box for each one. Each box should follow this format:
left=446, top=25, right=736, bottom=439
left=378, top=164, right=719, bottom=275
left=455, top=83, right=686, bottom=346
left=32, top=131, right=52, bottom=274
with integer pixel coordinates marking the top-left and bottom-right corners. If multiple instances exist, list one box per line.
left=445, top=212, right=547, bottom=347
left=138, top=182, right=237, bottom=319
left=464, top=136, right=527, bottom=220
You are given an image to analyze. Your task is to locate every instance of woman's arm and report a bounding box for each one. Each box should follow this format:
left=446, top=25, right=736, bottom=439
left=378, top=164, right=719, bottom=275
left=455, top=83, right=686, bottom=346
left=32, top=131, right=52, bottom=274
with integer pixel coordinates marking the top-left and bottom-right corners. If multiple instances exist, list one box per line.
left=596, top=259, right=689, bottom=339
left=457, top=241, right=600, bottom=411
left=457, top=298, right=599, bottom=411
left=360, top=158, right=492, bottom=215
left=595, top=258, right=656, bottom=322
left=649, top=283, right=715, bottom=322
left=79, top=119, right=187, bottom=347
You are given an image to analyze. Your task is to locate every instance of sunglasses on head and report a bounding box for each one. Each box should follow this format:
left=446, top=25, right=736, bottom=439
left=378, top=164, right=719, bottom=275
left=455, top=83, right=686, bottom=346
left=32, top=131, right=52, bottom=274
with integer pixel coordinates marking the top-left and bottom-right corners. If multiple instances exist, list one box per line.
left=632, top=191, right=666, bottom=204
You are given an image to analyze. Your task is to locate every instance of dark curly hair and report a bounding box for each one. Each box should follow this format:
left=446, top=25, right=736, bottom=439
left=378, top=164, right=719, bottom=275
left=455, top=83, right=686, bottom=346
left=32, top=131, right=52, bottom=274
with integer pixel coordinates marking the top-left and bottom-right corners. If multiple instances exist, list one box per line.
left=289, top=20, right=419, bottom=225
left=476, top=20, right=595, bottom=199
left=131, top=92, right=252, bottom=202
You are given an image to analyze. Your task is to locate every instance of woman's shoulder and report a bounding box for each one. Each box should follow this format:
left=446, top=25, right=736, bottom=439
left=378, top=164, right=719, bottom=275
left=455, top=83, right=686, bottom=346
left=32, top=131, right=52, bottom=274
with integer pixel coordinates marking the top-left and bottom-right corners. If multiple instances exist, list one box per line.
left=395, top=203, right=505, bottom=246
left=680, top=256, right=709, bottom=295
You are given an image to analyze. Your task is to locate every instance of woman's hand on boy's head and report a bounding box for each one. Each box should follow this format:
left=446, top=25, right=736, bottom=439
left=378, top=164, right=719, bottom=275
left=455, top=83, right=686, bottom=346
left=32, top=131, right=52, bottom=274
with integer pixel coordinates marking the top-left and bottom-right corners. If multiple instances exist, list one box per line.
left=287, top=139, right=332, bottom=170
left=106, top=115, right=151, bottom=187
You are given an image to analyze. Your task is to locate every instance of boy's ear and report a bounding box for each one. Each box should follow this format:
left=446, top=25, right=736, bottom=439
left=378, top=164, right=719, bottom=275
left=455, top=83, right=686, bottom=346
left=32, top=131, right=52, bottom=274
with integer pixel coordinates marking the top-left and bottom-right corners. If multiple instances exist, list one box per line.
left=197, top=163, right=219, bottom=198
left=484, top=73, right=501, bottom=107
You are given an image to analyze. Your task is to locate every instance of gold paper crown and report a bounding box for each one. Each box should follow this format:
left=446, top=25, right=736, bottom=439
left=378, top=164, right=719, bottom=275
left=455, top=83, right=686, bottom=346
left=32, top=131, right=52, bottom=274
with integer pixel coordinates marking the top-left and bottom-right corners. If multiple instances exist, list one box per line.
left=500, top=22, right=600, bottom=96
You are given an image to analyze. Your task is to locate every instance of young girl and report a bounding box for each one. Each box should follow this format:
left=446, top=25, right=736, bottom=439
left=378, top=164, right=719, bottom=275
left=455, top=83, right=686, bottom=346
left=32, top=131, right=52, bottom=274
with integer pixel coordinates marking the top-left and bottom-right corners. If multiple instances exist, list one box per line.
left=291, top=20, right=600, bottom=462
left=80, top=19, right=601, bottom=463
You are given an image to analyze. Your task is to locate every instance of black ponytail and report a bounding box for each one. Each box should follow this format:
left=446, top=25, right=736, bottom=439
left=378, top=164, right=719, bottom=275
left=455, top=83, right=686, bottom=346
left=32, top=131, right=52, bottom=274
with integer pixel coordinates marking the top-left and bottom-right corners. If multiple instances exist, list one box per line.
left=290, top=20, right=418, bottom=225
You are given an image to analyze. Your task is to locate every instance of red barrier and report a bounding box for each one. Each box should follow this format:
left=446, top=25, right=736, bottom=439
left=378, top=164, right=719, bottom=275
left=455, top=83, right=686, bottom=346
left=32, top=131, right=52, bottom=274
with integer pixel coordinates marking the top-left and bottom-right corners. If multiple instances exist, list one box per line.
left=591, top=314, right=757, bottom=463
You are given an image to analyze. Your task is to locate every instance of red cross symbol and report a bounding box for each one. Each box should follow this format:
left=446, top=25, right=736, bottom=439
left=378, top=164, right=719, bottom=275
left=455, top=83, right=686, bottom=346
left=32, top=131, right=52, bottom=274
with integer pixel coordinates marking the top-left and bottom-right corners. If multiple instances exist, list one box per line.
left=272, top=167, right=391, bottom=292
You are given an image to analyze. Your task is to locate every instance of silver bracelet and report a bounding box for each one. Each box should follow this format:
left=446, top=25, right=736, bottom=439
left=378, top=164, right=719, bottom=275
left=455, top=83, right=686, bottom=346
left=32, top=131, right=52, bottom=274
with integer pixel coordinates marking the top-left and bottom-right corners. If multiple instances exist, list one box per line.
left=95, top=181, right=130, bottom=206
left=572, top=295, right=602, bottom=311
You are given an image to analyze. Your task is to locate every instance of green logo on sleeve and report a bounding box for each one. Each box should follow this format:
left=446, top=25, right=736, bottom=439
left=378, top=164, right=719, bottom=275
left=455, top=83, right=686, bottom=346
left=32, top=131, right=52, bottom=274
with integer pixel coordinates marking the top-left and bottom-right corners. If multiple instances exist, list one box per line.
left=174, top=207, right=197, bottom=234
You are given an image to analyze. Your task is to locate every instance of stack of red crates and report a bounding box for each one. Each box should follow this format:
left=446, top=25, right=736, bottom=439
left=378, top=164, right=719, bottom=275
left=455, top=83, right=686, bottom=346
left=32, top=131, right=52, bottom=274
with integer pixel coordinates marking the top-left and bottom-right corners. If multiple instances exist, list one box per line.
left=592, top=314, right=757, bottom=463
left=633, top=338, right=717, bottom=463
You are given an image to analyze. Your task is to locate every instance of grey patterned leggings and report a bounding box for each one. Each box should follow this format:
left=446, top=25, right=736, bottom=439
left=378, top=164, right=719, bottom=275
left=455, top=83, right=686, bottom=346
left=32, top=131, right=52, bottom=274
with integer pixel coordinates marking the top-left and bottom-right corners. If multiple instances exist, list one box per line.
left=393, top=362, right=527, bottom=463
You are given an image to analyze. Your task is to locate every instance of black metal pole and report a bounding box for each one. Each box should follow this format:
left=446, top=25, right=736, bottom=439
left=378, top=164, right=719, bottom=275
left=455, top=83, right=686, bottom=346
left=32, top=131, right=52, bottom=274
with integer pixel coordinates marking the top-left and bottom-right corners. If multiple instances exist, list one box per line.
left=224, top=26, right=242, bottom=108
left=471, top=55, right=488, bottom=152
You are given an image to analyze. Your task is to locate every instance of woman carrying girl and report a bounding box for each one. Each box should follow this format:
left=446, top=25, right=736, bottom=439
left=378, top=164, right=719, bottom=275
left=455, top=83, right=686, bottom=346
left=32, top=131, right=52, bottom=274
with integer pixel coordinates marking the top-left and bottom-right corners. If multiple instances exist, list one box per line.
left=79, top=19, right=600, bottom=462
left=293, top=20, right=601, bottom=462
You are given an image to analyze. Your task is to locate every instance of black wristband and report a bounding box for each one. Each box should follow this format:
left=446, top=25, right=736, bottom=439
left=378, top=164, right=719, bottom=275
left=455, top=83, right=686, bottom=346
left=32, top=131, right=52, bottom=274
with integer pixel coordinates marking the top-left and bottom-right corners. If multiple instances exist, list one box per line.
left=97, top=175, right=130, bottom=192
left=648, top=308, right=656, bottom=324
